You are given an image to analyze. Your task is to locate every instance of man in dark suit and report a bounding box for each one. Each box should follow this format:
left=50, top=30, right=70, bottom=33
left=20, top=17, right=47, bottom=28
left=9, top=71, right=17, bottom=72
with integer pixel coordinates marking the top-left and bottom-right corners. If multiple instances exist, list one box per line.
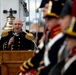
left=0, top=18, right=35, bottom=50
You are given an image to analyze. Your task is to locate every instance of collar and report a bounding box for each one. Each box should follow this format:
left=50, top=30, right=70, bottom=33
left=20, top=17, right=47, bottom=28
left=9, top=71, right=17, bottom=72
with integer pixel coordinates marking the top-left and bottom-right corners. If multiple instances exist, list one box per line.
left=12, top=30, right=22, bottom=36
left=50, top=24, right=61, bottom=38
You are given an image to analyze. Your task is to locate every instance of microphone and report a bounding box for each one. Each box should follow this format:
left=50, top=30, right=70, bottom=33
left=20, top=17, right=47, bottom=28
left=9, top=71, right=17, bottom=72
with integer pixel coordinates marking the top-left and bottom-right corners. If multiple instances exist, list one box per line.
left=8, top=33, right=19, bottom=46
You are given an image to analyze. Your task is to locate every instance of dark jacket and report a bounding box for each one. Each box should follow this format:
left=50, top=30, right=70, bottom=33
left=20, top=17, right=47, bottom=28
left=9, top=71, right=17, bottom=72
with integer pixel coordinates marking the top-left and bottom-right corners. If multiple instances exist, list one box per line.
left=0, top=31, right=35, bottom=50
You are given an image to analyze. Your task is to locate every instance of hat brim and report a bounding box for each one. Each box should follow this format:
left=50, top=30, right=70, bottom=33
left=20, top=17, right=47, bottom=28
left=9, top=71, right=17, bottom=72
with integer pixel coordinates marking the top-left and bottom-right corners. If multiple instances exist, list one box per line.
left=64, top=29, right=76, bottom=39
left=43, top=12, right=60, bottom=19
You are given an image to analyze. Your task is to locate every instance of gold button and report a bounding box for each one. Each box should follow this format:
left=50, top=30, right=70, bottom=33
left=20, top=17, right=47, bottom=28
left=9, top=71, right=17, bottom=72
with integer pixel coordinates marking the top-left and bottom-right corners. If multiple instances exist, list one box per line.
left=11, top=48, right=14, bottom=50
left=18, top=41, right=20, bottom=43
left=19, top=38, right=20, bottom=40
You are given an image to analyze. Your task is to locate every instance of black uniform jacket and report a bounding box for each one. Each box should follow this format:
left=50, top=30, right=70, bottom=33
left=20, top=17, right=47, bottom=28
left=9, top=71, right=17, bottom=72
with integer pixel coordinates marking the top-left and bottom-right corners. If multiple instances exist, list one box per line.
left=38, top=33, right=66, bottom=75
left=0, top=31, right=35, bottom=50
left=19, top=33, right=65, bottom=73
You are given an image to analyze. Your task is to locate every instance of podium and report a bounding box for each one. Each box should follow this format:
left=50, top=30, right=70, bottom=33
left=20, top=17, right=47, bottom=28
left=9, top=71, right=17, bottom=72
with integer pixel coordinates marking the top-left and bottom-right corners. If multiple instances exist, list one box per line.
left=0, top=50, right=35, bottom=75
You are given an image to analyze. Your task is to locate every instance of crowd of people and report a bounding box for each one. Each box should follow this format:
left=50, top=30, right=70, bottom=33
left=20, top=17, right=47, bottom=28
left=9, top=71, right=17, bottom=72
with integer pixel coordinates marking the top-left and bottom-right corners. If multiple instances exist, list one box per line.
left=18, top=0, right=76, bottom=75
left=0, top=0, right=76, bottom=75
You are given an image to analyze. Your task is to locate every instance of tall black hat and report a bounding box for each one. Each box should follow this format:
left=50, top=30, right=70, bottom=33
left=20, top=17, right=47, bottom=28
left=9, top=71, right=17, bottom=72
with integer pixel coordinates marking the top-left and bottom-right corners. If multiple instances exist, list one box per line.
left=60, top=0, right=72, bottom=18
left=39, top=0, right=49, bottom=8
left=64, top=0, right=76, bottom=38
left=36, top=0, right=49, bottom=13
left=44, top=0, right=66, bottom=18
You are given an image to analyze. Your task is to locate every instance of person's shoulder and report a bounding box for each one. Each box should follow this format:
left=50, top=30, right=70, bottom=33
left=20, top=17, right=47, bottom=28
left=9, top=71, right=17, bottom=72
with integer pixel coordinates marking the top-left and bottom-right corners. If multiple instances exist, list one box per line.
left=22, top=31, right=34, bottom=41
left=1, top=30, right=10, bottom=37
left=1, top=30, right=13, bottom=38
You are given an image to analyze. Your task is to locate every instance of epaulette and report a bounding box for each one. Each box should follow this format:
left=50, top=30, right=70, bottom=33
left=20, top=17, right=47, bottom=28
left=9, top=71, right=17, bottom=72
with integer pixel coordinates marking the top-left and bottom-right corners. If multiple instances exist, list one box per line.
left=25, top=32, right=34, bottom=40
left=1, top=30, right=8, bottom=37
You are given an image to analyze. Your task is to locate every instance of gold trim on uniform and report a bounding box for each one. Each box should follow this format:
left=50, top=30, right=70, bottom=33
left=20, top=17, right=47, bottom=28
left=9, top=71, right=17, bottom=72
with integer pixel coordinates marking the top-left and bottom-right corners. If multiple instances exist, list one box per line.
left=66, top=29, right=76, bottom=36
left=23, top=61, right=29, bottom=69
left=45, top=12, right=60, bottom=18
left=11, top=44, right=14, bottom=50
left=40, top=60, right=44, bottom=65
left=27, top=59, right=34, bottom=67
left=48, top=1, right=52, bottom=13
left=1, top=31, right=8, bottom=37
left=3, top=42, right=7, bottom=49
left=37, top=66, right=45, bottom=71
left=54, top=31, right=61, bottom=35
left=35, top=71, right=40, bottom=75
left=25, top=33, right=34, bottom=40
left=53, top=27, right=61, bottom=31
left=20, top=65, right=26, bottom=72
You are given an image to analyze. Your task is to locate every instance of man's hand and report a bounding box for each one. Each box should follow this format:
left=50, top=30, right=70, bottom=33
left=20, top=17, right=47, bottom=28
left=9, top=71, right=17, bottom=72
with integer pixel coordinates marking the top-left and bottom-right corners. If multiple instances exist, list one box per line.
left=8, top=37, right=14, bottom=46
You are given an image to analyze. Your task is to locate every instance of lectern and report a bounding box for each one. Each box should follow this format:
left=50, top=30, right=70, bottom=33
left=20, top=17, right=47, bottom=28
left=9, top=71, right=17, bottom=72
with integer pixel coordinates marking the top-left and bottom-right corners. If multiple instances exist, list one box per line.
left=0, top=50, right=34, bottom=75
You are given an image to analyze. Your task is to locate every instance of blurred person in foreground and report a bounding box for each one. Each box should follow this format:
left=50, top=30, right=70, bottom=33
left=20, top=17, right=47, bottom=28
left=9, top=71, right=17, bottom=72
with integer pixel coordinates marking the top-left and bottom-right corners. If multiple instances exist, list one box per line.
left=0, top=18, right=35, bottom=50
left=48, top=6, right=76, bottom=75
left=18, top=0, right=67, bottom=75
left=61, top=17, right=76, bottom=75
left=61, top=0, right=76, bottom=75
left=36, top=0, right=72, bottom=75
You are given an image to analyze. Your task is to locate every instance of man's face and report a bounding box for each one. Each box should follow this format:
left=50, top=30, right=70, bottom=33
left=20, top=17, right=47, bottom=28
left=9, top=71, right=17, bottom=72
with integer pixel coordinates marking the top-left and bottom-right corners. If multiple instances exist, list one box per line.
left=42, top=3, right=49, bottom=16
left=59, top=15, right=71, bottom=31
left=13, top=19, right=23, bottom=33
left=45, top=18, right=58, bottom=31
left=66, top=37, right=76, bottom=51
